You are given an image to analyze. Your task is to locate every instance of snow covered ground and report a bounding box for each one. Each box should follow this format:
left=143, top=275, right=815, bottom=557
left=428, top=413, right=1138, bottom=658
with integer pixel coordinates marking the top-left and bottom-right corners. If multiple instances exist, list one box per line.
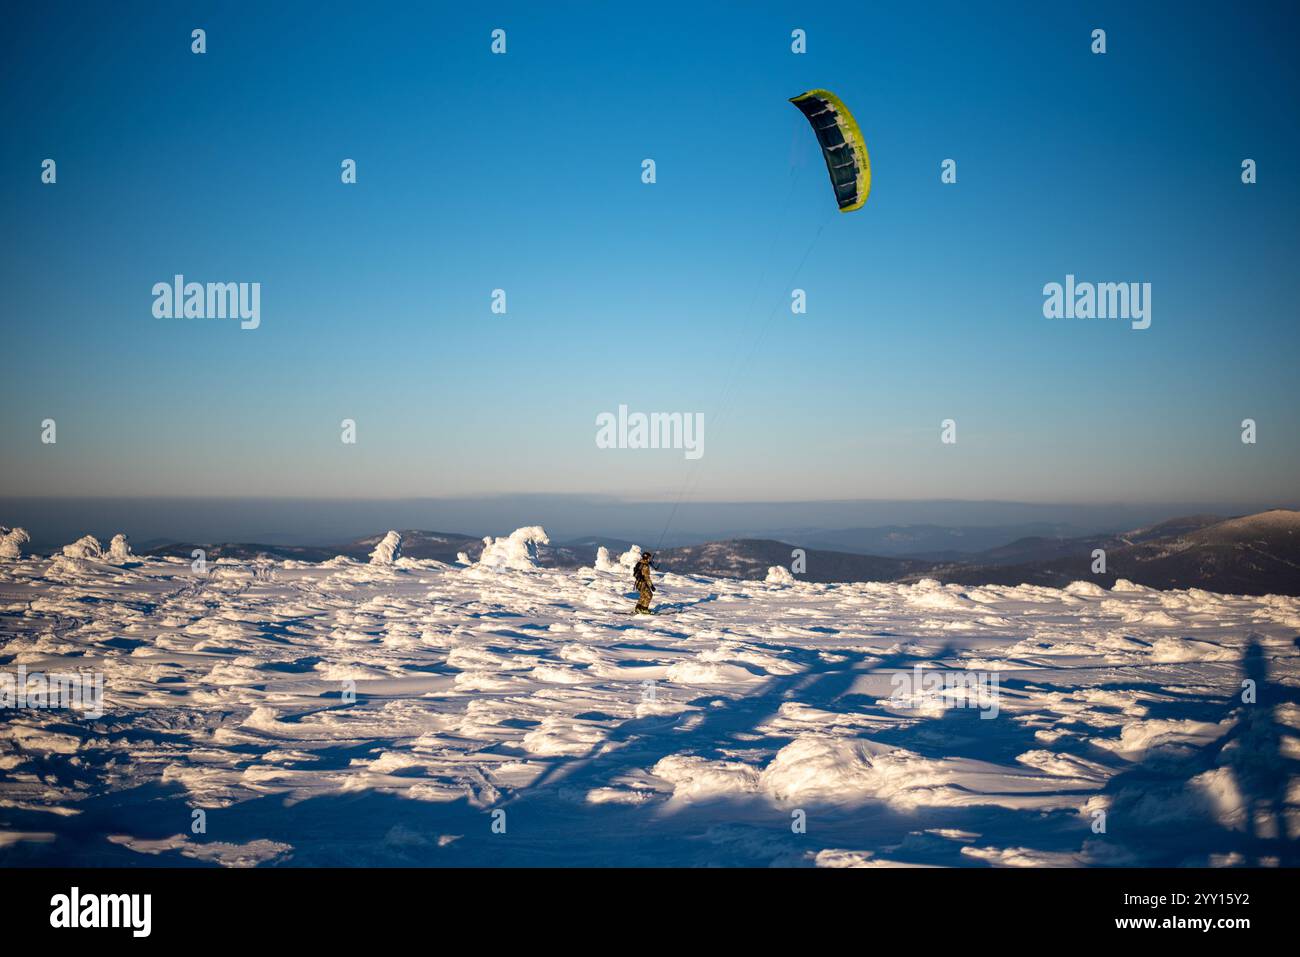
left=2, top=529, right=1298, bottom=867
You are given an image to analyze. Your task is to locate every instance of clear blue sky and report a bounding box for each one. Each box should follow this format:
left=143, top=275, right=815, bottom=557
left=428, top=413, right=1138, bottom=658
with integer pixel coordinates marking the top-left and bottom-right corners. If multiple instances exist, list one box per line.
left=2, top=1, right=1297, bottom=509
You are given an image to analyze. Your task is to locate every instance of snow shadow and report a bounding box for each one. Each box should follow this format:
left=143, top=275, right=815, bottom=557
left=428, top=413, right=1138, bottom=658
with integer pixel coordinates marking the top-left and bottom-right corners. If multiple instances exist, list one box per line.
left=4, top=636, right=1296, bottom=867
left=1092, top=634, right=1300, bottom=866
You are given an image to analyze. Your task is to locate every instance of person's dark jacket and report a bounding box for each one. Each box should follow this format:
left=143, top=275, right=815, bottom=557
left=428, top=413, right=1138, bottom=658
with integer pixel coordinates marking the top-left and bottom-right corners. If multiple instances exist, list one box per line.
left=634, top=557, right=654, bottom=592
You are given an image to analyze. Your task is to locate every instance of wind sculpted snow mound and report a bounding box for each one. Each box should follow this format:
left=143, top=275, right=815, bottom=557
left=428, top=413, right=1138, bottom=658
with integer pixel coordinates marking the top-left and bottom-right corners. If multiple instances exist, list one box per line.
left=60, top=535, right=103, bottom=559
left=369, top=530, right=402, bottom=565
left=107, top=533, right=132, bottom=563
left=476, top=526, right=549, bottom=570
left=766, top=565, right=796, bottom=584
left=1, top=547, right=1296, bottom=867
left=0, top=527, right=30, bottom=561
left=594, top=544, right=642, bottom=573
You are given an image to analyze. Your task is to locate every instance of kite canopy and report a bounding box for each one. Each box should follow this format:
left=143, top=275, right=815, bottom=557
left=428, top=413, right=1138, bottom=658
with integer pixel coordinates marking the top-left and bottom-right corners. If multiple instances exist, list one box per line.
left=790, top=89, right=871, bottom=212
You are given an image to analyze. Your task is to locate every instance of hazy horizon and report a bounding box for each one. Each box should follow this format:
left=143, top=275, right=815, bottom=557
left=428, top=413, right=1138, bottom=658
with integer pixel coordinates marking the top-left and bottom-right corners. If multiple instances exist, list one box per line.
left=3, top=494, right=1292, bottom=551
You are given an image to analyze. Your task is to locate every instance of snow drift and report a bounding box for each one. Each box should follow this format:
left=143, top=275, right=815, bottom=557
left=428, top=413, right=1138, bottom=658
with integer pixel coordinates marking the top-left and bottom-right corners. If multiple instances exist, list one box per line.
left=2, top=541, right=1296, bottom=868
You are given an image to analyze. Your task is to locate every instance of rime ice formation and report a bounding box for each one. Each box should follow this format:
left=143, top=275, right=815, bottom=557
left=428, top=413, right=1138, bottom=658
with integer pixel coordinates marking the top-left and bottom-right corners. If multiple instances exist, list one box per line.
left=107, top=534, right=132, bottom=563
left=60, top=535, right=103, bottom=560
left=766, top=565, right=796, bottom=584
left=476, top=526, right=549, bottom=570
left=0, top=528, right=30, bottom=561
left=369, top=531, right=402, bottom=565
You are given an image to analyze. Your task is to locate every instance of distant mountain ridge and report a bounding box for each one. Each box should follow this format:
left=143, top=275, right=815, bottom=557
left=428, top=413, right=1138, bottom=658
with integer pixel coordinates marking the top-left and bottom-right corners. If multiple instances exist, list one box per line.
left=919, top=509, right=1300, bottom=596
left=131, top=509, right=1300, bottom=596
left=782, top=521, right=1095, bottom=559
left=141, top=530, right=478, bottom=565
left=654, top=539, right=930, bottom=584
left=641, top=511, right=1300, bottom=596
left=140, top=529, right=616, bottom=569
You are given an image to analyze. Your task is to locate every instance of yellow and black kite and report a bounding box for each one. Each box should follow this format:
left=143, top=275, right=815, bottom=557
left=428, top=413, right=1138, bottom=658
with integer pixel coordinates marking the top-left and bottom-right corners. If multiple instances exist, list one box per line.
left=790, top=89, right=871, bottom=212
